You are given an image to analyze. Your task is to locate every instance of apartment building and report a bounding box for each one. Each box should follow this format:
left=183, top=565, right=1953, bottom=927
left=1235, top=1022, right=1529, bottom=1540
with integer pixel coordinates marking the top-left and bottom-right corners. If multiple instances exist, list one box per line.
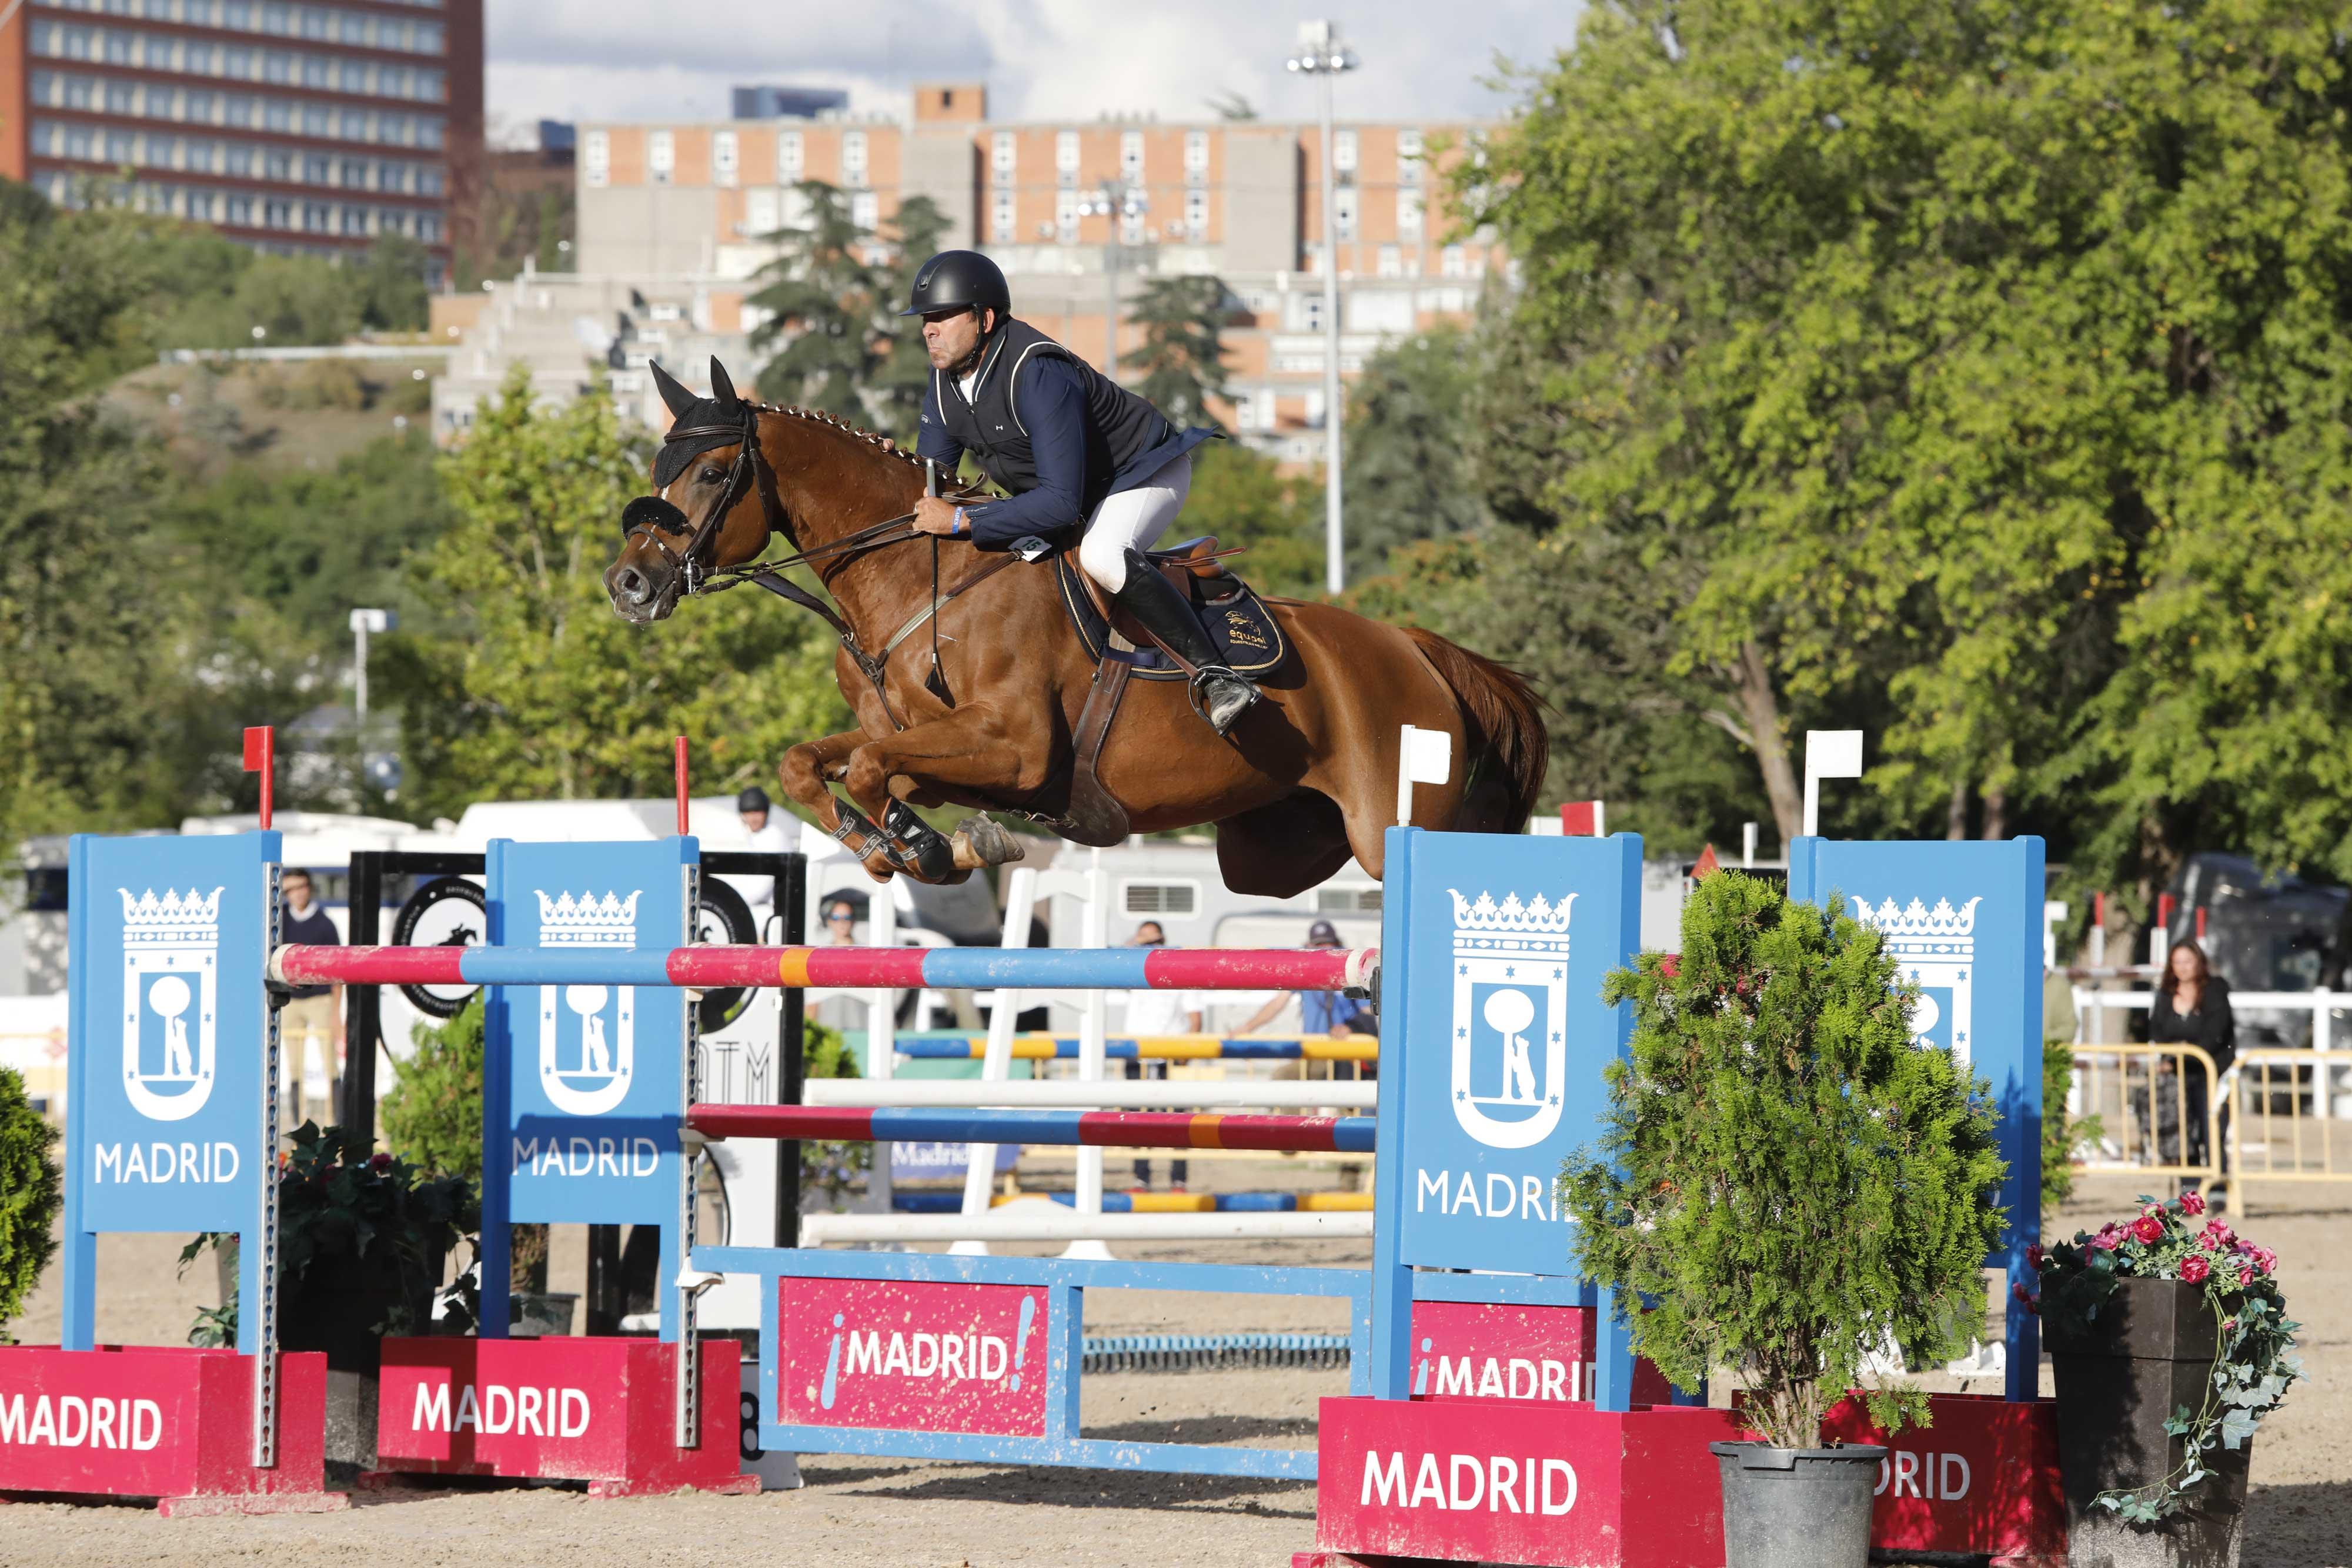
left=564, top=81, right=1502, bottom=466
left=0, top=0, right=484, bottom=277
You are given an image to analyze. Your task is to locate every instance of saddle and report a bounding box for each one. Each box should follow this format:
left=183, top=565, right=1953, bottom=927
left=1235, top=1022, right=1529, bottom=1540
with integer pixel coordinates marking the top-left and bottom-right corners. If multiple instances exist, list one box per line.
left=1045, top=538, right=1290, bottom=848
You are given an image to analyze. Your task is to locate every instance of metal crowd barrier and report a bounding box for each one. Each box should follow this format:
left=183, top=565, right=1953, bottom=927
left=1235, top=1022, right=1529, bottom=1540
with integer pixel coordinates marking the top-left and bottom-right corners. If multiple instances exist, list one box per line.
left=2066, top=1043, right=2223, bottom=1190
left=2226, top=1048, right=2352, bottom=1198
left=2068, top=1042, right=2352, bottom=1205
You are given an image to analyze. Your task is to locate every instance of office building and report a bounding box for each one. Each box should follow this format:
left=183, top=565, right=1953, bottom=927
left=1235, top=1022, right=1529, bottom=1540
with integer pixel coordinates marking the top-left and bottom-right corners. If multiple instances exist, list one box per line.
left=463, top=81, right=1501, bottom=462
left=733, top=85, right=847, bottom=121
left=0, top=0, right=485, bottom=278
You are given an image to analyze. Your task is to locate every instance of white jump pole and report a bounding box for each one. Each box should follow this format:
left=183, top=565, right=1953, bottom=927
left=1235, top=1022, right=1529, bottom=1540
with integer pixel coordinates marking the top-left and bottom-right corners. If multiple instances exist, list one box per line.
left=804, top=1210, right=1375, bottom=1245
left=954, top=864, right=1038, bottom=1256
left=866, top=883, right=896, bottom=1081
left=1062, top=849, right=1114, bottom=1262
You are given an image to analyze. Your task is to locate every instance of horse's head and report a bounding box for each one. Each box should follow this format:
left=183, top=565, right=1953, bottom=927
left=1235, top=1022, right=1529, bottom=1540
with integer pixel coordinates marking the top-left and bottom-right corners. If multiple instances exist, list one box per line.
left=605, top=357, right=778, bottom=624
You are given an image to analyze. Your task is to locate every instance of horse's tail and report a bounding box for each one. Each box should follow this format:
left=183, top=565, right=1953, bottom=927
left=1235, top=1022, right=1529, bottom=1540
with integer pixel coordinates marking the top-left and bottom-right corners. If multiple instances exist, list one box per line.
left=1402, top=627, right=1551, bottom=833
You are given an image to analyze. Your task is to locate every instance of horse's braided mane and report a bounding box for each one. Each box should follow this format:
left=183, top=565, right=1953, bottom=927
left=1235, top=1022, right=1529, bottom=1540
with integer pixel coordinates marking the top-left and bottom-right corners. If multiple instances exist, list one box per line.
left=760, top=402, right=922, bottom=469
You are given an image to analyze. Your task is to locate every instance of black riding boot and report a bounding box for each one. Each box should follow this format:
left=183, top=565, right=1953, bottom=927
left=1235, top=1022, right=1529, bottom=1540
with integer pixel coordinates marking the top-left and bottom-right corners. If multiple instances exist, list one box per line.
left=1111, top=549, right=1260, bottom=735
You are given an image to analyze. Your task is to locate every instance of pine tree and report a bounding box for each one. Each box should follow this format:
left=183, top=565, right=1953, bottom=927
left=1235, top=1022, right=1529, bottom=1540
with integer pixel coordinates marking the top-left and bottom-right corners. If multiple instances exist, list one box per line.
left=1339, top=322, right=1487, bottom=577
left=1558, top=870, right=2007, bottom=1449
left=1128, top=273, right=1234, bottom=430
left=868, top=195, right=954, bottom=442
left=747, top=180, right=882, bottom=417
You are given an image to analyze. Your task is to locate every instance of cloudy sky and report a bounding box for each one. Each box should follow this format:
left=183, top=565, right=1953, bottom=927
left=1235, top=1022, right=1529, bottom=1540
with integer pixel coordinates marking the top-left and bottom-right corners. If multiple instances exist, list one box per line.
left=485, top=1, right=1586, bottom=143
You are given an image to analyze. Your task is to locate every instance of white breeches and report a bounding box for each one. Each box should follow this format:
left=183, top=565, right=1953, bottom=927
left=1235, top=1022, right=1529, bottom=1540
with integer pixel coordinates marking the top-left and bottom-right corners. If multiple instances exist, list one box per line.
left=1075, top=452, right=1194, bottom=593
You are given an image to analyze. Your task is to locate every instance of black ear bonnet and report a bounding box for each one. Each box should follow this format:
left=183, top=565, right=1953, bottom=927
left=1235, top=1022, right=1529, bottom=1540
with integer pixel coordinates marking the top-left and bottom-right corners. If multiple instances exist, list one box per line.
left=647, top=358, right=750, bottom=490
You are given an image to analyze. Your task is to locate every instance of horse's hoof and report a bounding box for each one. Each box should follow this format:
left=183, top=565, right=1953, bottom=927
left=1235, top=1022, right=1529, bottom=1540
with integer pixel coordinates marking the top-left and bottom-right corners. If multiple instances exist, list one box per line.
left=952, top=815, right=1027, bottom=870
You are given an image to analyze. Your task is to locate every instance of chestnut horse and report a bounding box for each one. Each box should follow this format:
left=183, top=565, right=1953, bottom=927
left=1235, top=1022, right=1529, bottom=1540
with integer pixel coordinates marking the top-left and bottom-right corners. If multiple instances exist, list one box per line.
left=604, top=361, right=1546, bottom=893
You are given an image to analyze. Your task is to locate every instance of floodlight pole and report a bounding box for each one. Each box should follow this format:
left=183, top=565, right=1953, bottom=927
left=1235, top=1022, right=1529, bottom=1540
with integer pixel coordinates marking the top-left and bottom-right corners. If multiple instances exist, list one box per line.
left=1289, top=21, right=1358, bottom=597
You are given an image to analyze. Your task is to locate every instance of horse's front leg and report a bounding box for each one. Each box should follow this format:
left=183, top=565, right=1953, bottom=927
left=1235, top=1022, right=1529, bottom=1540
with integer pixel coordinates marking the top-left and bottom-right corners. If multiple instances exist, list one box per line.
left=777, top=727, right=906, bottom=882
left=839, top=707, right=1036, bottom=883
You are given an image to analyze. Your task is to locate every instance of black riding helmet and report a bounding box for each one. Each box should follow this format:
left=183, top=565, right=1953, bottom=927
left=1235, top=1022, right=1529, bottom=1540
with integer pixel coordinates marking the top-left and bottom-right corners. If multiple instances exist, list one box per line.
left=901, top=249, right=1011, bottom=319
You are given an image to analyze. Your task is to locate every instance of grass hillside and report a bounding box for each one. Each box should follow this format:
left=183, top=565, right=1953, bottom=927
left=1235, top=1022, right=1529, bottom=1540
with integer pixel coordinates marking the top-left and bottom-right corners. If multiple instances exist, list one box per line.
left=105, top=357, right=444, bottom=479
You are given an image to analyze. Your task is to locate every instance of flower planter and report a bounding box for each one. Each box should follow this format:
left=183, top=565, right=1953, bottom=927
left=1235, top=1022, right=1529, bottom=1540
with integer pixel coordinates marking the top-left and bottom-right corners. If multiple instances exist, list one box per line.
left=278, top=1244, right=446, bottom=1472
left=2046, top=1276, right=2249, bottom=1568
left=1709, top=1440, right=1886, bottom=1568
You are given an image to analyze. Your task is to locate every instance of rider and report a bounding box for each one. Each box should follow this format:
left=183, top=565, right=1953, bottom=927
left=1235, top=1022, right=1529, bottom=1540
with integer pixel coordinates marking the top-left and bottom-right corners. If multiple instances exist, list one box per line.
left=901, top=249, right=1261, bottom=734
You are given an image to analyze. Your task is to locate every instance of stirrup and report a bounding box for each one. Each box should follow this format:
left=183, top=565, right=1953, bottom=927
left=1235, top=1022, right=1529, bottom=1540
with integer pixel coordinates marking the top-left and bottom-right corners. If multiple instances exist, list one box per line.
left=1188, top=665, right=1260, bottom=735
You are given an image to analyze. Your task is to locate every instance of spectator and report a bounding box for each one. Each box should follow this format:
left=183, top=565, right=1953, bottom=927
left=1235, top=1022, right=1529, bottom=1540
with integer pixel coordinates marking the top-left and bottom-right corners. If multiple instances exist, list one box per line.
left=809, top=895, right=866, bottom=1029
left=822, top=895, right=860, bottom=945
left=1230, top=920, right=1376, bottom=1079
left=723, top=786, right=791, bottom=919
left=278, top=868, right=342, bottom=1129
left=1121, top=921, right=1202, bottom=1191
left=2150, top=938, right=2234, bottom=1192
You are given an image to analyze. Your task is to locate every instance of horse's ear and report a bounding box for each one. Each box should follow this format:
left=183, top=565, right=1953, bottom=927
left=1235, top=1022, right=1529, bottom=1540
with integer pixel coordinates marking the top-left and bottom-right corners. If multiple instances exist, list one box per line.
left=709, top=357, right=740, bottom=409
left=650, top=360, right=696, bottom=419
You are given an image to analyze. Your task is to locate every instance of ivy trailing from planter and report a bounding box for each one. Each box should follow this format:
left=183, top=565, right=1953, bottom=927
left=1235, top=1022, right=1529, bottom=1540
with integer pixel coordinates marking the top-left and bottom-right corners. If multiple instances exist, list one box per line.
left=2029, top=1192, right=2301, bottom=1521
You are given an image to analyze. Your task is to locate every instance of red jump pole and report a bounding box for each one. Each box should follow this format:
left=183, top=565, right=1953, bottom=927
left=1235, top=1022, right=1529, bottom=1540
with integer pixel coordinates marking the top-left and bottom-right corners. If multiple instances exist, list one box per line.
left=242, top=726, right=275, bottom=831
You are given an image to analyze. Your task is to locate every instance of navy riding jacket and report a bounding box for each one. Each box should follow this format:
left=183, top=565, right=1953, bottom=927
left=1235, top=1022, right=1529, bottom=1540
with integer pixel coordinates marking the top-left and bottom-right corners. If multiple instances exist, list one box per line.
left=916, top=320, right=1214, bottom=550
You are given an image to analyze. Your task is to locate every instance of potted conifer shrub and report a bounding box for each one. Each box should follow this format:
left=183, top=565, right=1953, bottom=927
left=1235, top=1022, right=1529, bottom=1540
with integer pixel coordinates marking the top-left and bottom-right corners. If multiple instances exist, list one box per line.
left=0, top=1066, right=62, bottom=1343
left=1559, top=870, right=2007, bottom=1568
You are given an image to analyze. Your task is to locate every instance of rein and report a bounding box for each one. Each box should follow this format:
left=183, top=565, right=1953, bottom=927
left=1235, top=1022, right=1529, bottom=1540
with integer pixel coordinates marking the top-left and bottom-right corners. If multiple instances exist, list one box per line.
left=623, top=403, right=997, bottom=732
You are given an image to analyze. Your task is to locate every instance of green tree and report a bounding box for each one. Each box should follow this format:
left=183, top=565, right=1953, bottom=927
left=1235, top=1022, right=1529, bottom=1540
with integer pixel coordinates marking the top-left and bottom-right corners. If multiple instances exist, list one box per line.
left=383, top=997, right=485, bottom=1181
left=1561, top=871, right=2006, bottom=1448
left=162, top=433, right=451, bottom=644
left=1339, top=322, right=1486, bottom=578
left=1348, top=527, right=1775, bottom=854
left=1184, top=441, right=1319, bottom=597
left=353, top=235, right=432, bottom=332
left=1128, top=273, right=1233, bottom=430
left=1466, top=0, right=2352, bottom=889
left=0, top=188, right=227, bottom=844
left=747, top=182, right=882, bottom=417
left=870, top=195, right=953, bottom=442
left=385, top=369, right=851, bottom=822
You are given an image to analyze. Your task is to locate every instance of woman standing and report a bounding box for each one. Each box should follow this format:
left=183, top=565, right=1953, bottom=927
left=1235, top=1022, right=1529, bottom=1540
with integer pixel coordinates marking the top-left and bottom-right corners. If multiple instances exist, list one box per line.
left=2148, top=939, right=2235, bottom=1193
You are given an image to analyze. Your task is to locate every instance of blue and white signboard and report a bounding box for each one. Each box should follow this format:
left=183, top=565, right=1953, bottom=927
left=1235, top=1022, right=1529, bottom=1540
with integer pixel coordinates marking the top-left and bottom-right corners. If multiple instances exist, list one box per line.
left=482, top=837, right=695, bottom=1338
left=62, top=831, right=279, bottom=1353
left=1789, top=835, right=2044, bottom=1400
left=1378, top=828, right=1639, bottom=1275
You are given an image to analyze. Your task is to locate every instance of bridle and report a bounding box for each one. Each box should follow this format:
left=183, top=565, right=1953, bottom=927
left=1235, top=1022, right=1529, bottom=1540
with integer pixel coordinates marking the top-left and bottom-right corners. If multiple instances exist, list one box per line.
left=617, top=400, right=1014, bottom=731
left=619, top=401, right=761, bottom=597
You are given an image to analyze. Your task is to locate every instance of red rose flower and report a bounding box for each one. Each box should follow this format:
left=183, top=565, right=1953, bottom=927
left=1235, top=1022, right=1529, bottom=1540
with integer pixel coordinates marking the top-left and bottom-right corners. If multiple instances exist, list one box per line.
left=2132, top=1214, right=2164, bottom=1244
left=369, top=1152, right=393, bottom=1170
left=2179, top=1254, right=2211, bottom=1284
left=2179, top=1191, right=2206, bottom=1216
left=2026, top=1243, right=2046, bottom=1271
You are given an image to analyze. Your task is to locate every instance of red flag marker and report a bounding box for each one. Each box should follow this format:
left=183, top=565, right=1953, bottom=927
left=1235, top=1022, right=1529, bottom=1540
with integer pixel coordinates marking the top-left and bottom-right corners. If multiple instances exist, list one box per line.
left=674, top=735, right=689, bottom=837
left=242, top=727, right=275, bottom=830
